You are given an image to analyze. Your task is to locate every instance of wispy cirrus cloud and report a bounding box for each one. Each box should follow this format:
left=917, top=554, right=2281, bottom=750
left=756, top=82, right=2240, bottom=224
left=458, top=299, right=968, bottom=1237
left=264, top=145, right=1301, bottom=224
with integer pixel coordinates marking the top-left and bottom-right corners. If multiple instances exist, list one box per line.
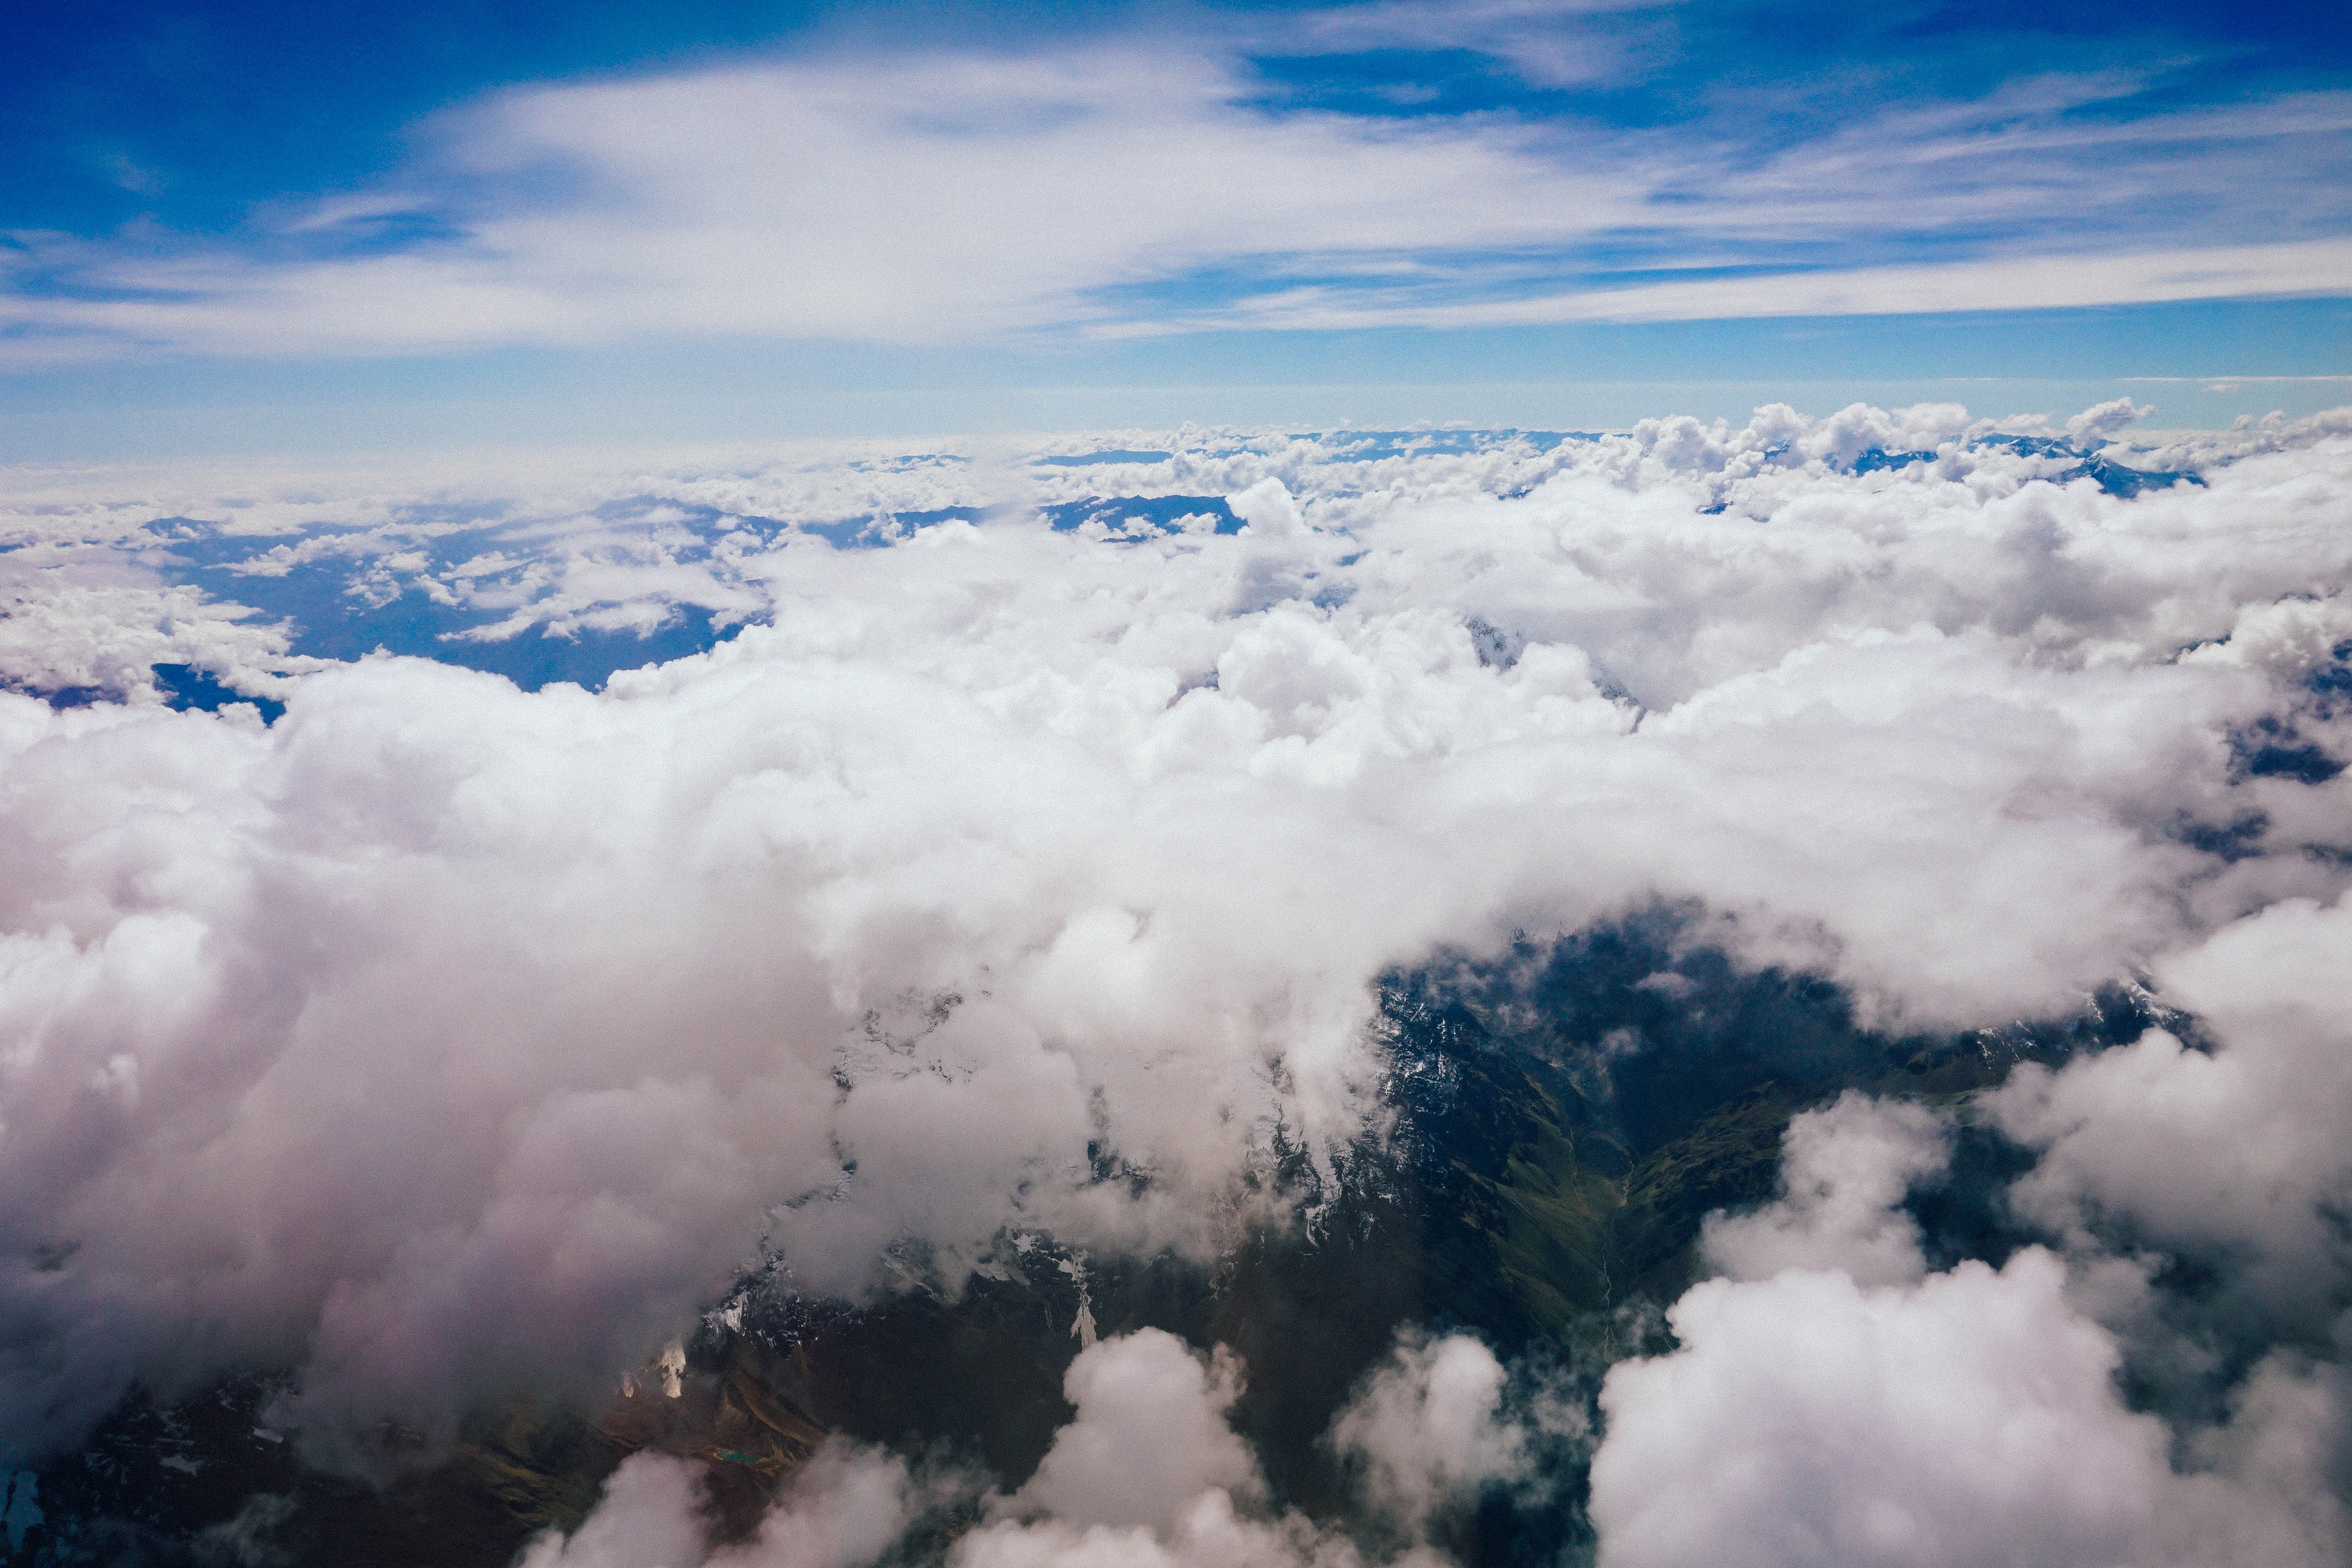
left=0, top=49, right=1636, bottom=359
left=1125, top=237, right=2352, bottom=335
left=0, top=33, right=2346, bottom=365
left=1265, top=0, right=1686, bottom=89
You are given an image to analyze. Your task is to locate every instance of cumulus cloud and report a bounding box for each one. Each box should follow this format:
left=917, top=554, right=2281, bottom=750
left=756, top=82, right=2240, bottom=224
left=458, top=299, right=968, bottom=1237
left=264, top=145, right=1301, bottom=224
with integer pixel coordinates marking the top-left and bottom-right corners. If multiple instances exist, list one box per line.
left=1992, top=892, right=2352, bottom=1338
left=521, top=1329, right=1570, bottom=1568
left=1700, top=1091, right=1951, bottom=1288
left=2067, top=397, right=2155, bottom=446
left=1592, top=650, right=2352, bottom=1568
left=999, top=1330, right=1263, bottom=1532
left=1589, top=1250, right=2347, bottom=1568
left=1, top=402, right=2351, bottom=1489
left=949, top=1332, right=1322, bottom=1568
left=521, top=1437, right=929, bottom=1568
left=1329, top=1333, right=1581, bottom=1541
left=517, top=1452, right=714, bottom=1568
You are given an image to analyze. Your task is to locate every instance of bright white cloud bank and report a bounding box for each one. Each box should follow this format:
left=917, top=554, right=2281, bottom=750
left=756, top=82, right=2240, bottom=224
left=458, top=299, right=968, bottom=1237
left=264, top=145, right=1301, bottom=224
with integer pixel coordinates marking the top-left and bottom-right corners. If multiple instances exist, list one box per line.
left=3, top=402, right=2352, bottom=1558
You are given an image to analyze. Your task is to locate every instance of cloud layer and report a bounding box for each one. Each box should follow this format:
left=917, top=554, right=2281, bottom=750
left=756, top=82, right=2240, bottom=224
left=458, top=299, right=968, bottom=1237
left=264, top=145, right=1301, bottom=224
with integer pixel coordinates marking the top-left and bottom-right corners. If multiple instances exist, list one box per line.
left=4, top=30, right=2347, bottom=362
left=2, top=402, right=2352, bottom=1558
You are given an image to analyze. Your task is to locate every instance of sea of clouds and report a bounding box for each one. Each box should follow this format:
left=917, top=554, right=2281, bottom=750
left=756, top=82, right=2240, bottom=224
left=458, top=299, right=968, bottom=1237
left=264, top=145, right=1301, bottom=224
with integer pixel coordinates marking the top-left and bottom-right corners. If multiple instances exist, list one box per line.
left=3, top=398, right=2351, bottom=1564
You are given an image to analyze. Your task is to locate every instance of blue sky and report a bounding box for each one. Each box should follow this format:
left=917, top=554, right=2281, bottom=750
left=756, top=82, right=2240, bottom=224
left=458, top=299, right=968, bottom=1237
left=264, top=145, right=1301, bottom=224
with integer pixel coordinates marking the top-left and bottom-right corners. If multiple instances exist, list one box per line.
left=3, top=0, right=2349, bottom=453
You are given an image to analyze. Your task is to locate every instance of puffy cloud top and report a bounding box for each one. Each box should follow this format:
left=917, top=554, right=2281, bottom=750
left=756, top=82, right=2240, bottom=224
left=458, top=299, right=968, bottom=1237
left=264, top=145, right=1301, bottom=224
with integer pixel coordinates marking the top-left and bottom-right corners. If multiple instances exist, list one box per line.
left=2, top=403, right=2351, bottom=1541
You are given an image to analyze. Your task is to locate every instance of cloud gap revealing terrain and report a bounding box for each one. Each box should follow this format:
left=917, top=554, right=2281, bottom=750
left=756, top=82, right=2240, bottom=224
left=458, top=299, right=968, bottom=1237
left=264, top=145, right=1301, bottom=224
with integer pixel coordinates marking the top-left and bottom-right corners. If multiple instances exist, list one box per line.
left=2, top=400, right=2351, bottom=1567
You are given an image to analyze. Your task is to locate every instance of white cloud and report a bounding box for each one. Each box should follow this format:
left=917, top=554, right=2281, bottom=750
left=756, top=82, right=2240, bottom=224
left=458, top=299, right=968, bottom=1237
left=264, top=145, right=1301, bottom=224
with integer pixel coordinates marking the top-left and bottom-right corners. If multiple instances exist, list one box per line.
left=1574, top=237, right=2352, bottom=322
left=1700, top=1092, right=1951, bottom=1288
left=1992, top=892, right=2352, bottom=1337
left=2, top=403, right=2352, bottom=1483
left=999, top=1330, right=1263, bottom=1533
left=520, top=1328, right=1570, bottom=1568
left=0, top=552, right=307, bottom=704
left=708, top=1439, right=933, bottom=1568
left=1597, top=735, right=2352, bottom=1568
left=2067, top=397, right=2153, bottom=445
left=1589, top=1250, right=2347, bottom=1568
left=0, top=50, right=1635, bottom=360
left=1278, top=0, right=1682, bottom=89
left=953, top=1328, right=1564, bottom=1568
left=520, top=1438, right=930, bottom=1568
left=0, top=46, right=2345, bottom=360
left=517, top=1451, right=714, bottom=1568
left=1197, top=237, right=2352, bottom=331
left=1330, top=1333, right=1580, bottom=1540
left=522, top=1290, right=2349, bottom=1568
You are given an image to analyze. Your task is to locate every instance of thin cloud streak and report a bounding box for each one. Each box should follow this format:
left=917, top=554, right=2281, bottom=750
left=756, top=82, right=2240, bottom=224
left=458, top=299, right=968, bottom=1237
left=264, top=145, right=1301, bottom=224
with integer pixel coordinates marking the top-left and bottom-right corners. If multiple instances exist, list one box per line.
left=1143, top=237, right=2352, bottom=333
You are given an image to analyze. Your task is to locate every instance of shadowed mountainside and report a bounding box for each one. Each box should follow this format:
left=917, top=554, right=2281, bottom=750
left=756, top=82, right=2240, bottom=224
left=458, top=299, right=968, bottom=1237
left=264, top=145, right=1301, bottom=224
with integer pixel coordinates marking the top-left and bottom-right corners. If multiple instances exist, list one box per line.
left=0, top=917, right=2164, bottom=1567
